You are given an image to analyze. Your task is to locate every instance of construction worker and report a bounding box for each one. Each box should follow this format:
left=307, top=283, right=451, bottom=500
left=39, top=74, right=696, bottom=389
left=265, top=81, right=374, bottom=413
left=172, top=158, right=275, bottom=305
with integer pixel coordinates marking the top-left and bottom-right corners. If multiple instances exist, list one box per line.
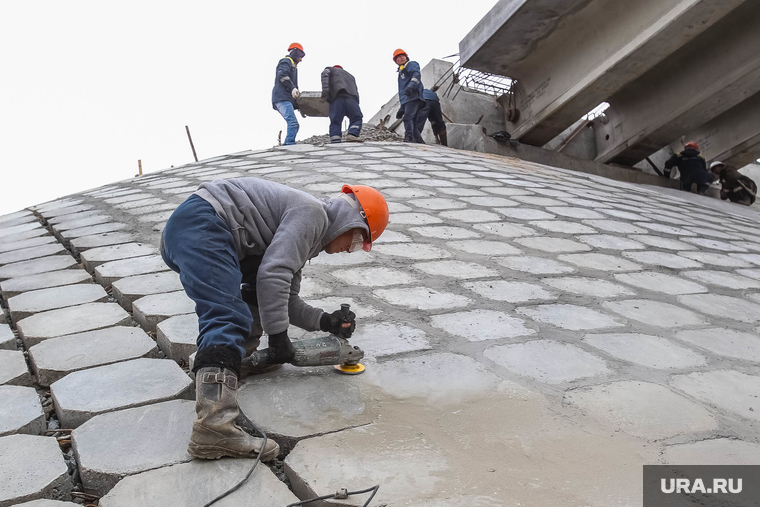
left=420, top=89, right=448, bottom=146
left=272, top=43, right=304, bottom=146
left=321, top=65, right=363, bottom=143
left=393, top=49, right=426, bottom=143
left=160, top=178, right=389, bottom=462
left=710, top=161, right=757, bottom=206
left=663, top=142, right=715, bottom=195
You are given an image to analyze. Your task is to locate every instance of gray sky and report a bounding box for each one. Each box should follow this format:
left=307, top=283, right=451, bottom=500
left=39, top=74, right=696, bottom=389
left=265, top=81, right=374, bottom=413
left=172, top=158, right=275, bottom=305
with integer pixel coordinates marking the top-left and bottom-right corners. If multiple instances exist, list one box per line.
left=0, top=0, right=496, bottom=215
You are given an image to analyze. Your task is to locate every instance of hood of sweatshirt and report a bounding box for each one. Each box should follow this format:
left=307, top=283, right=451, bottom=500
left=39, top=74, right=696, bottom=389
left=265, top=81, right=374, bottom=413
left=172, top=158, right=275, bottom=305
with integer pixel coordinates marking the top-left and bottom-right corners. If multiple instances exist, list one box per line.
left=319, top=195, right=370, bottom=251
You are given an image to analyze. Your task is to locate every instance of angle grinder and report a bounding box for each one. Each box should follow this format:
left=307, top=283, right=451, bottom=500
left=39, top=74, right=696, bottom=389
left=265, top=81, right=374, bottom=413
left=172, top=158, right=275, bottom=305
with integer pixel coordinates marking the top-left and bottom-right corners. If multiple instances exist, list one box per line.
left=246, top=304, right=366, bottom=375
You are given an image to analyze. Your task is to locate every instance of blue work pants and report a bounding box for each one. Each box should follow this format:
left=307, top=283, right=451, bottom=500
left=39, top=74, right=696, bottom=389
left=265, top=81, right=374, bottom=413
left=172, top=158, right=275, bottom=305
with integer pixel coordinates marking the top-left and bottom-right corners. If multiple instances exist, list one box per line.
left=274, top=101, right=300, bottom=145
left=160, top=195, right=250, bottom=360
left=403, top=99, right=426, bottom=143
left=328, top=94, right=363, bottom=143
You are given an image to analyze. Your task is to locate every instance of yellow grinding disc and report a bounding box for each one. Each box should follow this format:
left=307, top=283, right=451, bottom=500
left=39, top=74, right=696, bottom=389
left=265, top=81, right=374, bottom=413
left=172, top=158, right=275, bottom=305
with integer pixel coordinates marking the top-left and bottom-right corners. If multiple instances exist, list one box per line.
left=334, top=363, right=365, bottom=375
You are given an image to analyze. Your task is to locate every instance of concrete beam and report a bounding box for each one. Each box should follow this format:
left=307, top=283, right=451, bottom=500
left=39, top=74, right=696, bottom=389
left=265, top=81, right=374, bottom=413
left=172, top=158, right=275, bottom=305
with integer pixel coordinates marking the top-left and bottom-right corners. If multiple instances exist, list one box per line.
left=596, top=1, right=760, bottom=165
left=460, top=0, right=745, bottom=146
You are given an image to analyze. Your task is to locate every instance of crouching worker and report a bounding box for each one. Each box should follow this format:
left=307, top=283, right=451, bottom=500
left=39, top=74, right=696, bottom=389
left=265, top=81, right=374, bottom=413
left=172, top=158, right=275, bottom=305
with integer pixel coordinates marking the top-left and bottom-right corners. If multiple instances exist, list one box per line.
left=160, top=178, right=389, bottom=462
left=710, top=161, right=757, bottom=206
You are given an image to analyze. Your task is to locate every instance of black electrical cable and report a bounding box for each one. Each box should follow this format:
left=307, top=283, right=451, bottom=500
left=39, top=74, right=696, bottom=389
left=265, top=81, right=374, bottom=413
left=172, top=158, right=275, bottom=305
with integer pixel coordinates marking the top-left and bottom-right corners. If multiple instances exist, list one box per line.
left=202, top=427, right=268, bottom=507
left=286, top=484, right=380, bottom=507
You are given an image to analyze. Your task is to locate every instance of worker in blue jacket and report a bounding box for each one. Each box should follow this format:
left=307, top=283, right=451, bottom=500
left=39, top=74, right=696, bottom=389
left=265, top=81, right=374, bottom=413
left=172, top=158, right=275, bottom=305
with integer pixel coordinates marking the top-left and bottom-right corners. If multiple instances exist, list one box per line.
left=393, top=49, right=426, bottom=143
left=272, top=43, right=304, bottom=145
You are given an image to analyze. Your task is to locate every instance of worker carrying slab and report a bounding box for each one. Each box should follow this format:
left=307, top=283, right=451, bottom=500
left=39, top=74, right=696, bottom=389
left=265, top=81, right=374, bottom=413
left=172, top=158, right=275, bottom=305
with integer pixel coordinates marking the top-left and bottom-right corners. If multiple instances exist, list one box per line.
left=663, top=142, right=715, bottom=195
left=160, top=178, right=389, bottom=462
left=393, top=49, right=426, bottom=143
left=321, top=65, right=363, bottom=143
left=272, top=42, right=305, bottom=145
left=709, top=161, right=757, bottom=206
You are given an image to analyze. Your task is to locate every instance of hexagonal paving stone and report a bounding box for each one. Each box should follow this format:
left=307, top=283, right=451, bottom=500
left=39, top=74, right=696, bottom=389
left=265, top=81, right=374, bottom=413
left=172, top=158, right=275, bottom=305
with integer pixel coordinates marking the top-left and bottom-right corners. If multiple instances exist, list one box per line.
left=0, top=235, right=56, bottom=255
left=156, top=314, right=198, bottom=363
left=495, top=256, right=575, bottom=274
left=59, top=222, right=128, bottom=242
left=517, top=304, right=624, bottom=331
left=681, top=270, right=760, bottom=290
left=613, top=272, right=707, bottom=295
left=111, top=271, right=183, bottom=311
left=408, top=226, right=481, bottom=239
left=582, top=333, right=706, bottom=369
left=542, top=277, right=636, bottom=298
left=0, top=323, right=14, bottom=350
left=72, top=400, right=195, bottom=496
left=682, top=237, right=747, bottom=252
left=8, top=284, right=108, bottom=322
left=0, top=244, right=67, bottom=266
left=93, top=255, right=170, bottom=286
left=515, top=236, right=591, bottom=253
left=484, top=340, right=610, bottom=384
left=662, top=438, right=760, bottom=465
left=677, top=294, right=760, bottom=324
left=413, top=260, right=498, bottom=279
left=16, top=303, right=131, bottom=348
left=620, top=251, right=702, bottom=269
left=50, top=358, right=193, bottom=428
left=674, top=328, right=760, bottom=362
left=464, top=280, right=557, bottom=303
left=310, top=250, right=374, bottom=266
left=97, top=459, right=298, bottom=506
left=373, top=287, right=471, bottom=310
left=389, top=213, right=442, bottom=225
left=0, top=350, right=32, bottom=386
left=347, top=322, right=431, bottom=358
left=80, top=243, right=158, bottom=273
left=447, top=240, right=521, bottom=256
left=0, top=434, right=72, bottom=505
left=679, top=251, right=754, bottom=267
left=303, top=297, right=380, bottom=318
left=132, top=291, right=195, bottom=332
left=69, top=232, right=137, bottom=255
left=0, top=222, right=43, bottom=239
left=671, top=370, right=760, bottom=422
left=0, top=386, right=45, bottom=437
left=582, top=220, right=647, bottom=234
left=430, top=309, right=535, bottom=342
left=578, top=234, right=645, bottom=251
left=329, top=266, right=418, bottom=287
left=558, top=253, right=642, bottom=272
left=0, top=269, right=93, bottom=299
left=372, top=243, right=451, bottom=260
left=0, top=255, right=77, bottom=281
left=29, top=327, right=158, bottom=386
left=602, top=299, right=708, bottom=328
left=11, top=499, right=80, bottom=506
left=473, top=222, right=536, bottom=238
left=564, top=381, right=717, bottom=440
left=52, top=215, right=111, bottom=232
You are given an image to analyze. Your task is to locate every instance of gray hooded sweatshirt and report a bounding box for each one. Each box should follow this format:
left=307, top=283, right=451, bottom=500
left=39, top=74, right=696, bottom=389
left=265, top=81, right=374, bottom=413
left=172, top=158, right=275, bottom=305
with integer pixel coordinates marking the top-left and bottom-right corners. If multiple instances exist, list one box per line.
left=195, top=177, right=369, bottom=336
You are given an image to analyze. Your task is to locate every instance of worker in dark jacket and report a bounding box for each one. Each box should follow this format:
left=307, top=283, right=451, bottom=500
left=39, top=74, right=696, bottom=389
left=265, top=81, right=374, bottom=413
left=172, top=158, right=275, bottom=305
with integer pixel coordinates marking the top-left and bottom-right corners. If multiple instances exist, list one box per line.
left=710, top=161, right=757, bottom=206
left=272, top=42, right=304, bottom=145
left=321, top=65, right=363, bottom=143
left=161, top=178, right=389, bottom=463
left=419, top=89, right=448, bottom=146
left=664, top=141, right=715, bottom=194
left=393, top=49, right=426, bottom=143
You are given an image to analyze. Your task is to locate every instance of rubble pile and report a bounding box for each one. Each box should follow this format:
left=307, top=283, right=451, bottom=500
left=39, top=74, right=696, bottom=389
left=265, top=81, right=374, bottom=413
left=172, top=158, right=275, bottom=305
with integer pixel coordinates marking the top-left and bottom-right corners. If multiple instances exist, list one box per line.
left=298, top=123, right=403, bottom=146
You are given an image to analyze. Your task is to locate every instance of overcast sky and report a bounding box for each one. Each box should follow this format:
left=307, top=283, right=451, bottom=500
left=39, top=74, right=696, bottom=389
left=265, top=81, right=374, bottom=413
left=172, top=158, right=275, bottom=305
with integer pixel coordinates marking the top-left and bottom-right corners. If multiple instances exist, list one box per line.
left=0, top=1, right=498, bottom=215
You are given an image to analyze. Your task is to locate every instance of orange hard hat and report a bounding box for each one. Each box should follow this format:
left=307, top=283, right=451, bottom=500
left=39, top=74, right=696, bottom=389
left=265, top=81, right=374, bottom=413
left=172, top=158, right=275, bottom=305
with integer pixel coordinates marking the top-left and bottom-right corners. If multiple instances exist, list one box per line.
left=342, top=184, right=389, bottom=251
left=288, top=42, right=304, bottom=52
left=685, top=141, right=699, bottom=150
left=393, top=49, right=408, bottom=62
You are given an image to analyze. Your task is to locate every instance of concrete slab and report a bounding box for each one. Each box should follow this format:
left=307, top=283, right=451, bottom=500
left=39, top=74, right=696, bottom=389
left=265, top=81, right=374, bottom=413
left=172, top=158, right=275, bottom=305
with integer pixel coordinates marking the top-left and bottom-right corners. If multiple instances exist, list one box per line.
left=97, top=458, right=298, bottom=506
left=515, top=236, right=591, bottom=253
left=0, top=323, right=14, bottom=350
left=373, top=287, right=471, bottom=310
left=495, top=208, right=557, bottom=221
left=52, top=215, right=111, bottom=232
left=94, top=255, right=170, bottom=286
left=674, top=328, right=760, bottom=362
left=156, top=314, right=198, bottom=363
left=683, top=237, right=748, bottom=252
left=484, top=340, right=610, bottom=384
left=347, top=322, right=431, bottom=358
left=496, top=255, right=575, bottom=274
left=8, top=284, right=108, bottom=322
left=602, top=300, right=709, bottom=329
left=131, top=291, right=195, bottom=332
left=72, top=399, right=195, bottom=495
left=583, top=333, right=707, bottom=369
left=557, top=253, right=642, bottom=272
left=0, top=385, right=45, bottom=437
left=50, top=358, right=193, bottom=428
left=16, top=303, right=132, bottom=348
left=0, top=222, right=43, bottom=239
left=111, top=271, right=183, bottom=311
left=59, top=222, right=128, bottom=241
left=29, top=327, right=158, bottom=386
left=464, top=280, right=557, bottom=303
left=408, top=225, right=481, bottom=239
left=613, top=272, right=707, bottom=295
left=372, top=243, right=452, bottom=260
left=0, top=434, right=72, bottom=506
left=47, top=209, right=104, bottom=226
left=238, top=363, right=376, bottom=438
left=671, top=370, right=760, bottom=422
left=582, top=220, right=647, bottom=234
left=0, top=235, right=56, bottom=254
left=0, top=227, right=49, bottom=245
left=0, top=270, right=92, bottom=299
left=543, top=276, right=636, bottom=298
left=414, top=260, right=498, bottom=279
left=679, top=251, right=754, bottom=267
left=13, top=500, right=80, bottom=506
left=662, top=438, right=760, bottom=465
left=430, top=309, right=535, bottom=341
left=517, top=304, right=624, bottom=331
left=473, top=222, right=537, bottom=238
left=447, top=239, right=522, bottom=256
left=41, top=204, right=94, bottom=219
left=80, top=243, right=157, bottom=273
left=677, top=294, right=760, bottom=324
left=682, top=269, right=760, bottom=290
left=564, top=381, right=717, bottom=440
left=0, top=244, right=66, bottom=266
left=0, top=255, right=77, bottom=281
left=0, top=350, right=32, bottom=386
left=329, top=266, right=418, bottom=287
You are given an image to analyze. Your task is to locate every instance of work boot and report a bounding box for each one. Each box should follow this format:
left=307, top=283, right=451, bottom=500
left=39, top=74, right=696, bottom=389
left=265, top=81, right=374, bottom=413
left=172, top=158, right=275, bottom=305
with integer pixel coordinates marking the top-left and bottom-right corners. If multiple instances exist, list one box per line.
left=188, top=366, right=280, bottom=461
left=437, top=129, right=448, bottom=147
left=345, top=134, right=363, bottom=143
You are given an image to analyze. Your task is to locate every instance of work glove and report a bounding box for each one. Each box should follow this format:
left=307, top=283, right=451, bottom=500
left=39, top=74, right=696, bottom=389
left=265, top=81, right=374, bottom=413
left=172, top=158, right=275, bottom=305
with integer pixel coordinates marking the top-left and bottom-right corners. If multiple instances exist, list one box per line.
left=396, top=108, right=404, bottom=120
left=320, top=309, right=356, bottom=338
left=404, top=87, right=413, bottom=97
left=267, top=331, right=295, bottom=364
left=291, top=88, right=301, bottom=100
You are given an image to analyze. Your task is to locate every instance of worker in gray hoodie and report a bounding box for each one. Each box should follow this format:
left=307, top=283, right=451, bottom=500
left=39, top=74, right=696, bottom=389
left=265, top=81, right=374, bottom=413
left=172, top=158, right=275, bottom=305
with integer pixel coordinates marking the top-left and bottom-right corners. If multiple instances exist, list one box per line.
left=160, top=178, right=389, bottom=463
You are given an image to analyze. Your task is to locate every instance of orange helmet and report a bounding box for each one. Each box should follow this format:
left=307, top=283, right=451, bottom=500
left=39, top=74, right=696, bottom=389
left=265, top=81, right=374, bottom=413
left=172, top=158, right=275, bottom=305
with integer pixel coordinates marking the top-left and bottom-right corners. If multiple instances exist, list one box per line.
left=393, top=49, right=408, bottom=63
left=342, top=184, right=389, bottom=251
left=288, top=42, right=304, bottom=52
left=685, top=141, right=699, bottom=150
